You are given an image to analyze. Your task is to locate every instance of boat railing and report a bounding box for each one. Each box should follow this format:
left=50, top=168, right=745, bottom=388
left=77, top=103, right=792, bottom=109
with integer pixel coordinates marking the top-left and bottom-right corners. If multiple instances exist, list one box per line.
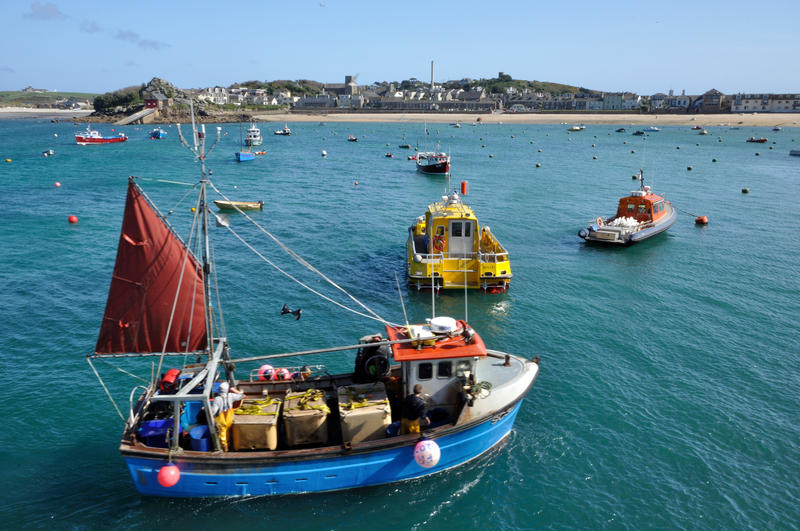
left=247, top=364, right=329, bottom=382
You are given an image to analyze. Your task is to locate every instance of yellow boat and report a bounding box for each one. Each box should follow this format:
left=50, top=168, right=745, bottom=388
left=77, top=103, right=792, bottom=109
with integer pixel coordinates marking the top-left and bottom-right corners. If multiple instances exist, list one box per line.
left=407, top=190, right=511, bottom=292
left=213, top=200, right=264, bottom=211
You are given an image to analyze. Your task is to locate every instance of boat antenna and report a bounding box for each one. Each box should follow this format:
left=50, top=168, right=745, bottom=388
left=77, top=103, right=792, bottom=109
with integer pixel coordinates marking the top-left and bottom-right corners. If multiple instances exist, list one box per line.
left=395, top=272, right=410, bottom=330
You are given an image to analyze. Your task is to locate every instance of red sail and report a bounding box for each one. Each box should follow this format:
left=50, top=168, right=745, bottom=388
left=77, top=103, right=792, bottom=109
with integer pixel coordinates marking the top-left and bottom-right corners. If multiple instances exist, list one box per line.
left=95, top=180, right=207, bottom=354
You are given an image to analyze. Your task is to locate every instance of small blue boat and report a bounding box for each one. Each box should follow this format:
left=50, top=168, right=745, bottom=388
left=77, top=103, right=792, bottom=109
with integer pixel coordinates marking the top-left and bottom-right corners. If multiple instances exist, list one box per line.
left=88, top=115, right=540, bottom=498
left=150, top=128, right=167, bottom=139
left=235, top=151, right=255, bottom=162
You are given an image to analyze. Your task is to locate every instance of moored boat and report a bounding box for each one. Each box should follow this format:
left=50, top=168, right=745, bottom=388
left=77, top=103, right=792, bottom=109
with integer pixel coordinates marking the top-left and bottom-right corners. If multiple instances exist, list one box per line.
left=235, top=150, right=255, bottom=162
left=615, top=128, right=626, bottom=133
left=244, top=123, right=262, bottom=146
left=347, top=134, right=358, bottom=142
left=150, top=128, right=167, bottom=139
left=691, top=125, right=703, bottom=130
left=213, top=200, right=264, bottom=211
left=75, top=125, right=127, bottom=145
left=416, top=144, right=450, bottom=175
left=746, top=137, right=768, bottom=143
left=407, top=188, right=511, bottom=292
left=789, top=150, right=800, bottom=156
left=88, top=115, right=539, bottom=498
left=578, top=170, right=677, bottom=245
left=274, top=124, right=291, bottom=136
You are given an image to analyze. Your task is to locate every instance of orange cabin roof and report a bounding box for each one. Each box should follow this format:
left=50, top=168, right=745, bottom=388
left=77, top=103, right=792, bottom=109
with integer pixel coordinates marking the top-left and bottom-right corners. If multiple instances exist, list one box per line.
left=616, top=192, right=668, bottom=222
left=385, top=321, right=487, bottom=361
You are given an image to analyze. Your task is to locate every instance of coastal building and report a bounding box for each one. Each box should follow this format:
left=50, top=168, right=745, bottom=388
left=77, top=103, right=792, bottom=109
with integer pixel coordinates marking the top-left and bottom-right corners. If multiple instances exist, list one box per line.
left=731, top=93, right=800, bottom=113
left=700, top=89, right=726, bottom=113
left=650, top=93, right=667, bottom=110
left=602, top=93, right=623, bottom=110
left=621, top=94, right=643, bottom=111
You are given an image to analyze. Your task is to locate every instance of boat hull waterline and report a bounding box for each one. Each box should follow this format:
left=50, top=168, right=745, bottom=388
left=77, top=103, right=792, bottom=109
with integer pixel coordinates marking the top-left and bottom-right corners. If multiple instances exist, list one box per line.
left=123, top=398, right=526, bottom=497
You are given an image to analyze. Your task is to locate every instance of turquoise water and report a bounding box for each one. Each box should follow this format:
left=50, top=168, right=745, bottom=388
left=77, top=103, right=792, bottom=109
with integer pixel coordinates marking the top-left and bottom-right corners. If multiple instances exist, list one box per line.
left=1, top=118, right=798, bottom=529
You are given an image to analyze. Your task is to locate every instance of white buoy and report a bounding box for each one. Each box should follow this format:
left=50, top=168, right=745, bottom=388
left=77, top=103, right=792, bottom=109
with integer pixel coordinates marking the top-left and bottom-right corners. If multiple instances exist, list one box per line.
left=321, top=150, right=327, bottom=157
left=414, top=439, right=441, bottom=468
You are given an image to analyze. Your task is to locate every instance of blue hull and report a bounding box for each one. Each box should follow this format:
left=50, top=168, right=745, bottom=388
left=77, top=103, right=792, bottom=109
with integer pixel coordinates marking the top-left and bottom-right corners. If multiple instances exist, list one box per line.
left=124, top=401, right=523, bottom=497
left=235, top=152, right=255, bottom=162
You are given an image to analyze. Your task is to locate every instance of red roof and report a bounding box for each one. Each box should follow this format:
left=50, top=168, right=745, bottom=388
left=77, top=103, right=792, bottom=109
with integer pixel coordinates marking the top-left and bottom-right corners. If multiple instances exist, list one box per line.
left=385, top=321, right=487, bottom=361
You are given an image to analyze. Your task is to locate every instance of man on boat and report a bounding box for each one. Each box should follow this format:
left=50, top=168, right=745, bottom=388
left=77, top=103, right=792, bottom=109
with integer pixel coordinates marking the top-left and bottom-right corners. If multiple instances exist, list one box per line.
left=211, top=382, right=244, bottom=451
left=401, top=384, right=429, bottom=434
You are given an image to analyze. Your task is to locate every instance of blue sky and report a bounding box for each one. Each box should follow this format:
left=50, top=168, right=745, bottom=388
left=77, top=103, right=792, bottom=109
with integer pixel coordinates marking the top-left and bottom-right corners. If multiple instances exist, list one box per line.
left=2, top=0, right=797, bottom=95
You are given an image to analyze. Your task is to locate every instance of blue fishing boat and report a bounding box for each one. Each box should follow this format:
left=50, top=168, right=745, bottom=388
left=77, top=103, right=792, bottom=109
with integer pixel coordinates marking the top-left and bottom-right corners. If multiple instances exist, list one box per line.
left=150, top=128, right=167, bottom=139
left=88, top=112, right=540, bottom=498
left=235, top=150, right=255, bottom=162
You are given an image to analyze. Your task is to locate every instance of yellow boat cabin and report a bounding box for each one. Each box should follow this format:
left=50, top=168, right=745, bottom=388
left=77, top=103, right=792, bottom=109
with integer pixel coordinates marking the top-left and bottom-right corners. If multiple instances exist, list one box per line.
left=407, top=191, right=511, bottom=293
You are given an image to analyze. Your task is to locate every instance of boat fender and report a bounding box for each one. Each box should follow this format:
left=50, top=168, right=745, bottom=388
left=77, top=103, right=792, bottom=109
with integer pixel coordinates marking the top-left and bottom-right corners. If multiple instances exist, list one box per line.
left=160, top=368, right=181, bottom=394
left=578, top=228, right=589, bottom=239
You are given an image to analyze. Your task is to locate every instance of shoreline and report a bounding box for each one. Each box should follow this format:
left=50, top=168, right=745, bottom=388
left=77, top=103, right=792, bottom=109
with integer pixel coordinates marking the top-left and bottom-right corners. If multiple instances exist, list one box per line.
left=252, top=112, right=800, bottom=127
left=1, top=107, right=797, bottom=127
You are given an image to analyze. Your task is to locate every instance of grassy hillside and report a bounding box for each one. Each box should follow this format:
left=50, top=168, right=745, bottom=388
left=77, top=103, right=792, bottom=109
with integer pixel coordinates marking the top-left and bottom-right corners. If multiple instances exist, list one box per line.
left=0, top=90, right=97, bottom=106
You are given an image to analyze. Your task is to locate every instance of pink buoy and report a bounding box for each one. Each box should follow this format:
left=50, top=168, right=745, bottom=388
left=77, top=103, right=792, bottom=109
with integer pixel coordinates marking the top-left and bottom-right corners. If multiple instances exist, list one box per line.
left=258, top=364, right=274, bottom=381
left=54, top=182, right=61, bottom=187
left=272, top=368, right=291, bottom=381
left=414, top=439, right=441, bottom=468
left=68, top=215, right=78, bottom=224
left=157, top=464, right=180, bottom=487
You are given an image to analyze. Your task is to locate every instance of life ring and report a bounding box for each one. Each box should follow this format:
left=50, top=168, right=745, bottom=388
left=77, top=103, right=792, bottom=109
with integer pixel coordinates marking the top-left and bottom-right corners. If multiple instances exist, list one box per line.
left=595, top=217, right=604, bottom=227
left=432, top=235, right=445, bottom=252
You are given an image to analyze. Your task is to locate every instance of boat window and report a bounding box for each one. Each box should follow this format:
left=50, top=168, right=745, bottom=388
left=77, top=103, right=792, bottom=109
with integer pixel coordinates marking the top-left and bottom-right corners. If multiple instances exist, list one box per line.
left=417, top=363, right=433, bottom=380
left=452, top=222, right=462, bottom=237
left=436, top=226, right=445, bottom=236
left=464, top=223, right=471, bottom=237
left=627, top=204, right=635, bottom=212
left=455, top=360, right=472, bottom=377
left=437, top=361, right=452, bottom=379
left=638, top=204, right=647, bottom=214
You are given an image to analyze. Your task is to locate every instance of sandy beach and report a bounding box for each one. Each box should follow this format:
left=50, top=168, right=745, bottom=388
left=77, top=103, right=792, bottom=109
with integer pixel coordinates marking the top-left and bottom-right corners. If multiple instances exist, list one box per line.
left=1, top=106, right=797, bottom=127
left=0, top=107, right=93, bottom=120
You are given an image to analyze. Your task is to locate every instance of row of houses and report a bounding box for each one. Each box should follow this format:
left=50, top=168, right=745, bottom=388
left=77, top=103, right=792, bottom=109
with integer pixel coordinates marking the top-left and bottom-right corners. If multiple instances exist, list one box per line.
left=180, top=78, right=800, bottom=114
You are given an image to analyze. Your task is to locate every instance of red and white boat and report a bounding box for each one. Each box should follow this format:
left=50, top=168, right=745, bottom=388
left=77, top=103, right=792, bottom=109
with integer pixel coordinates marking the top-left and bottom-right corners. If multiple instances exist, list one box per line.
left=416, top=143, right=450, bottom=175
left=75, top=126, right=127, bottom=145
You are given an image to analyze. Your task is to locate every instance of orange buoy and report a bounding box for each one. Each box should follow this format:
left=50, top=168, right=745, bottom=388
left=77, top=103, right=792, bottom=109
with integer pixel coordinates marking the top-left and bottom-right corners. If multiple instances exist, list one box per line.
left=354, top=181, right=358, bottom=186
left=54, top=182, right=61, bottom=187
left=695, top=216, right=708, bottom=225
left=68, top=215, right=78, bottom=224
left=461, top=181, right=468, bottom=195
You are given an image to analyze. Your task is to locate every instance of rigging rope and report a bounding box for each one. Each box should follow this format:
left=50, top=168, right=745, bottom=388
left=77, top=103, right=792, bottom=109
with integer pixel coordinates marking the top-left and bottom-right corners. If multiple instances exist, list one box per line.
left=207, top=180, right=393, bottom=326
left=221, top=220, right=398, bottom=326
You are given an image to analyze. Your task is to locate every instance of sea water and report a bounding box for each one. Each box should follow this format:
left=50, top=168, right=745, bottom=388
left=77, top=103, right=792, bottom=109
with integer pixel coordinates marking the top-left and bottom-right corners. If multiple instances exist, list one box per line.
left=0, top=118, right=798, bottom=529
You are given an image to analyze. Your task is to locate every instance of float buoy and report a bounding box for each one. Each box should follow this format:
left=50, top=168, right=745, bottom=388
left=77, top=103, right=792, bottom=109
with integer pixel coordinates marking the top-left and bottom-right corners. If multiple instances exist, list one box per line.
left=157, top=464, right=180, bottom=487
left=354, top=181, right=358, bottom=186
left=68, top=215, right=78, bottom=224
left=632, top=174, right=638, bottom=179
left=712, top=158, right=717, bottom=162
left=695, top=216, right=708, bottom=225
left=54, top=182, right=61, bottom=187
left=272, top=368, right=291, bottom=381
left=191, top=207, right=196, bottom=212
left=536, top=163, right=541, bottom=168
left=631, top=150, right=636, bottom=153
left=489, top=154, right=494, bottom=158
left=258, top=364, right=274, bottom=381
left=755, top=152, right=760, bottom=156
left=742, top=188, right=750, bottom=193
left=677, top=146, right=680, bottom=149
left=537, top=149, right=542, bottom=153
left=687, top=166, right=693, bottom=171
left=593, top=155, right=597, bottom=160
left=4, top=158, right=10, bottom=163
left=414, top=439, right=440, bottom=468
left=461, top=181, right=468, bottom=195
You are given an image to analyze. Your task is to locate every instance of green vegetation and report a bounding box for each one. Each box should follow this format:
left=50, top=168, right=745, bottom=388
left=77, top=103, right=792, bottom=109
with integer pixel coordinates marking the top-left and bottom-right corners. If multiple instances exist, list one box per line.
left=92, top=85, right=145, bottom=114
left=234, top=79, right=323, bottom=96
left=440, top=74, right=596, bottom=95
left=0, top=90, right=96, bottom=106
